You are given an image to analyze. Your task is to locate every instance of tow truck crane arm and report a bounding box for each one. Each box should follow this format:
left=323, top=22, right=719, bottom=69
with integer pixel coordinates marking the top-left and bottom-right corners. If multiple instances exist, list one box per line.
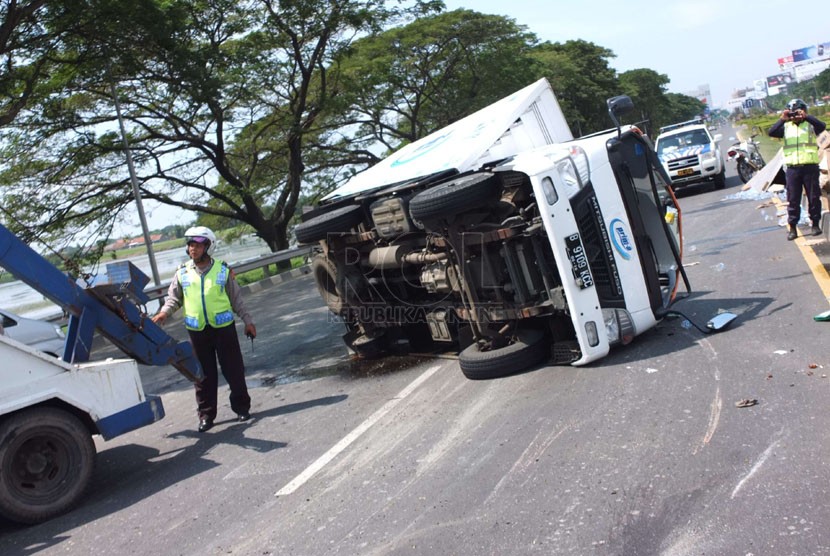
left=0, top=222, right=202, bottom=382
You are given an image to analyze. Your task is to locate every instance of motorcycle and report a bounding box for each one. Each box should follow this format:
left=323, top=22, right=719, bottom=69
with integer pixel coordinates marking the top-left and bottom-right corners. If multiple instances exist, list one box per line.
left=727, top=131, right=766, bottom=184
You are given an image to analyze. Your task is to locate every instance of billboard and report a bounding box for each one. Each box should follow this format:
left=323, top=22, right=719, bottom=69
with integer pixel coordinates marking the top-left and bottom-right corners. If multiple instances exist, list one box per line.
left=793, top=59, right=830, bottom=82
left=792, top=42, right=830, bottom=62
left=754, top=79, right=767, bottom=98
left=766, top=73, right=792, bottom=88
left=778, top=55, right=794, bottom=70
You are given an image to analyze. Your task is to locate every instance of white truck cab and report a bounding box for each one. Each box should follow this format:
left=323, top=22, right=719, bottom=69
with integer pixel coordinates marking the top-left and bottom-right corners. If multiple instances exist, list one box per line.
left=296, top=80, right=688, bottom=378
left=655, top=119, right=726, bottom=189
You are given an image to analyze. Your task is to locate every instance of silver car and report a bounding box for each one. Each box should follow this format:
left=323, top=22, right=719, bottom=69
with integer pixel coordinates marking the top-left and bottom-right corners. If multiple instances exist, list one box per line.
left=0, top=308, right=66, bottom=357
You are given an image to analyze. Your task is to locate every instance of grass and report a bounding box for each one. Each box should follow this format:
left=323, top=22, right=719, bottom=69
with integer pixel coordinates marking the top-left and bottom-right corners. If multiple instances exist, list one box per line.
left=105, top=238, right=187, bottom=260
left=235, top=256, right=308, bottom=286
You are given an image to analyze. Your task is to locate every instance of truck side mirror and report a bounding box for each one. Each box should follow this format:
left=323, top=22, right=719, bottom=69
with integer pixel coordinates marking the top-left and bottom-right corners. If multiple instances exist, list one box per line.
left=660, top=309, right=737, bottom=334
left=707, top=312, right=737, bottom=331
left=607, top=95, right=634, bottom=137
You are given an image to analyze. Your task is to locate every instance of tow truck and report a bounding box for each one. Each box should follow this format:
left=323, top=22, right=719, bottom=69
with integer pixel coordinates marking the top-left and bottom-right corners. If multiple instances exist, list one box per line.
left=0, top=222, right=203, bottom=524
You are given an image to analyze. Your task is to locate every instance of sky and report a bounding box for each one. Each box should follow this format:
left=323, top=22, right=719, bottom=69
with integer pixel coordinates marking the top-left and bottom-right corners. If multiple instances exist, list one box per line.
left=441, top=0, right=822, bottom=108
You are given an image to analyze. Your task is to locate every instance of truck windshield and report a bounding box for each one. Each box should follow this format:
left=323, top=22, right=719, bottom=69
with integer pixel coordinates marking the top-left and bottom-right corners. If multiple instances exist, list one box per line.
left=610, top=132, right=684, bottom=310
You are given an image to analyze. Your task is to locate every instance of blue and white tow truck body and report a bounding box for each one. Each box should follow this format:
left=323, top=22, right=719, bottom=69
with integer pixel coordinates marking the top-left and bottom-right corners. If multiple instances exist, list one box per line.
left=0, top=222, right=202, bottom=524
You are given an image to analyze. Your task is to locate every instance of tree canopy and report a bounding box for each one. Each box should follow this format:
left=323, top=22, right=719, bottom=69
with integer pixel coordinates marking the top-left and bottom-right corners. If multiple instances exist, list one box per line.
left=0, top=0, right=706, bottom=262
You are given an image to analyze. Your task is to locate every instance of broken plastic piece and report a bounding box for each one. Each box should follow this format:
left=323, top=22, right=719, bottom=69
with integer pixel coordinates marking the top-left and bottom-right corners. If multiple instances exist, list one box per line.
left=813, top=310, right=830, bottom=322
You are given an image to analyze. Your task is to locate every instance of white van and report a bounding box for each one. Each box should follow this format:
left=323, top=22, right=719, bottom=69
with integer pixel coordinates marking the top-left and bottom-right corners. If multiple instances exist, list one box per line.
left=296, top=80, right=689, bottom=378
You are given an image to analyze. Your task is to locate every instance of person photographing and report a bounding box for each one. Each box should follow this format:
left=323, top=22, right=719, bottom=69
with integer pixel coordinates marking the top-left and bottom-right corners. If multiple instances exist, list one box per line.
left=152, top=226, right=256, bottom=432
left=768, top=98, right=826, bottom=240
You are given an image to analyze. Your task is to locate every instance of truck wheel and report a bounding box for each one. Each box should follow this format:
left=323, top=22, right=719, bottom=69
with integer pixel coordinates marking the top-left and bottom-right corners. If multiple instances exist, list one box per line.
left=409, top=173, right=500, bottom=224
left=714, top=168, right=726, bottom=190
left=311, top=253, right=343, bottom=314
left=459, top=328, right=548, bottom=380
left=295, top=205, right=364, bottom=244
left=0, top=407, right=95, bottom=524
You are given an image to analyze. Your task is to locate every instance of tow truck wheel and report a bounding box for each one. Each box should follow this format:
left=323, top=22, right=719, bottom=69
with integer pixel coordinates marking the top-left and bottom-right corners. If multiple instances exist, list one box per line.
left=0, top=407, right=95, bottom=524
left=295, top=205, right=364, bottom=244
left=409, top=172, right=500, bottom=224
left=459, top=328, right=548, bottom=380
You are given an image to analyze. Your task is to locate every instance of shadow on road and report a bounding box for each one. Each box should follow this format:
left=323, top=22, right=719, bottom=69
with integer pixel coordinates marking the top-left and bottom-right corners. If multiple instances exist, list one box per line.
left=0, top=393, right=349, bottom=553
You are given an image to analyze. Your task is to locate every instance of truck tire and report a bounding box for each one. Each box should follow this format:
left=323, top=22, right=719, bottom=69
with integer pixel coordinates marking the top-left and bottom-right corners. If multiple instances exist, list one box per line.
left=459, top=328, right=548, bottom=380
left=0, top=407, right=95, bottom=524
left=409, top=173, right=500, bottom=223
left=295, top=205, right=364, bottom=244
left=311, top=253, right=343, bottom=315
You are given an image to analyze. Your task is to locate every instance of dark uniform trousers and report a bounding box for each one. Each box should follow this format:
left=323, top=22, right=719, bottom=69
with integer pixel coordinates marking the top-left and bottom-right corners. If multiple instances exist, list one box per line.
left=188, top=324, right=251, bottom=420
left=785, top=164, right=821, bottom=227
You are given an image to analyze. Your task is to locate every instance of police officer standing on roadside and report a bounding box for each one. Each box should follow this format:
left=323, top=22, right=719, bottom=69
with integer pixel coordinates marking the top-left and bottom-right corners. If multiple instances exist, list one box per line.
left=768, top=98, right=827, bottom=240
left=152, top=226, right=256, bottom=432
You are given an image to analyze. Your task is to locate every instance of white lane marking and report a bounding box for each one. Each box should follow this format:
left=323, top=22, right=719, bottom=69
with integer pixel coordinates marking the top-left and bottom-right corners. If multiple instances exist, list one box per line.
left=731, top=438, right=781, bottom=499
left=275, top=364, right=443, bottom=496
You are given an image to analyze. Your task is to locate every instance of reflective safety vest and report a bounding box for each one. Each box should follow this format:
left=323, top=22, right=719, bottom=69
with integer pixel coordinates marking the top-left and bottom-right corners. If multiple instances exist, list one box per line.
left=179, top=259, right=234, bottom=331
left=783, top=121, right=820, bottom=166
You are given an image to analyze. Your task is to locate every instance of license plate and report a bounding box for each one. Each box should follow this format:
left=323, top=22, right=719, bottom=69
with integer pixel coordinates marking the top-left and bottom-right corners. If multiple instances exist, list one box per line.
left=677, top=168, right=694, bottom=176
left=565, top=233, right=594, bottom=289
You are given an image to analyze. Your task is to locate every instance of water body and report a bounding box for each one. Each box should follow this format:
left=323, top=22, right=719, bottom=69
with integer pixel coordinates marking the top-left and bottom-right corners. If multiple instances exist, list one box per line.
left=0, top=238, right=273, bottom=319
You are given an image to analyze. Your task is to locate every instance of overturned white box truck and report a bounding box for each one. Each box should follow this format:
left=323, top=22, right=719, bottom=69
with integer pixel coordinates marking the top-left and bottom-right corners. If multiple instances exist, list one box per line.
left=296, top=78, right=695, bottom=379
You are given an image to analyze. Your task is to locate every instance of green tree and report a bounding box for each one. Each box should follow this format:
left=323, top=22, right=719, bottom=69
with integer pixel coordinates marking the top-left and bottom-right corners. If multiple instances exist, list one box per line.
left=531, top=40, right=619, bottom=136
left=0, top=0, right=433, bottom=255
left=663, top=93, right=706, bottom=126
left=814, top=69, right=830, bottom=102
left=618, top=68, right=671, bottom=135
left=0, top=0, right=62, bottom=127
left=0, top=0, right=712, bottom=266
left=304, top=7, right=539, bottom=196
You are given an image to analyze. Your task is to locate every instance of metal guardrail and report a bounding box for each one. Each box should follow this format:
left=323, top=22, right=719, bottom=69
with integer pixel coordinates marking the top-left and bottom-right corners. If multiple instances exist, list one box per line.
left=143, top=245, right=313, bottom=301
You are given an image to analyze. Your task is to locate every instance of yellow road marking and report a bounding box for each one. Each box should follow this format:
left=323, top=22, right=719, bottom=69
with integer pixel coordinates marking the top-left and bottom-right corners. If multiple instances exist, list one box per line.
left=770, top=196, right=830, bottom=305
left=795, top=234, right=830, bottom=306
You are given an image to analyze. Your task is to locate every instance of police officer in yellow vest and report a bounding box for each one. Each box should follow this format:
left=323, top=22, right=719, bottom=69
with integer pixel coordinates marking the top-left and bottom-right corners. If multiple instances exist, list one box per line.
left=768, top=98, right=827, bottom=240
left=152, top=226, right=256, bottom=432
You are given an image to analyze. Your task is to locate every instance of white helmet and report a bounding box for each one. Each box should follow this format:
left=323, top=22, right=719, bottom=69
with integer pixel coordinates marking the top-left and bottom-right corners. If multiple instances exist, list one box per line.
left=184, top=226, right=216, bottom=256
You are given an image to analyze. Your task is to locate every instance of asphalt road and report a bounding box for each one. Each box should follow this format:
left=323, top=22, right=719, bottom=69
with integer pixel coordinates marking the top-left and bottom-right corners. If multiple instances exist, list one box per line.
left=3, top=129, right=830, bottom=555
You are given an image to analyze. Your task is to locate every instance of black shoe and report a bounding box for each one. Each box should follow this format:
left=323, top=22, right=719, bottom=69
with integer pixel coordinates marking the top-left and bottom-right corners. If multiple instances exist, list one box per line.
left=787, top=228, right=798, bottom=241
left=812, top=224, right=822, bottom=236
left=236, top=412, right=251, bottom=422
left=198, top=418, right=214, bottom=432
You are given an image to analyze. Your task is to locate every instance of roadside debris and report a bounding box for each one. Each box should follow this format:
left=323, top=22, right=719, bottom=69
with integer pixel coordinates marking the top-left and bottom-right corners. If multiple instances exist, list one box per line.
left=813, top=309, right=830, bottom=322
left=735, top=398, right=758, bottom=408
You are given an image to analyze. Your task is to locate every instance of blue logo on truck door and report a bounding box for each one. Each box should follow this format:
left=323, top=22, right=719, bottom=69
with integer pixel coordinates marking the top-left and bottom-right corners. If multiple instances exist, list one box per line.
left=609, top=218, right=633, bottom=260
